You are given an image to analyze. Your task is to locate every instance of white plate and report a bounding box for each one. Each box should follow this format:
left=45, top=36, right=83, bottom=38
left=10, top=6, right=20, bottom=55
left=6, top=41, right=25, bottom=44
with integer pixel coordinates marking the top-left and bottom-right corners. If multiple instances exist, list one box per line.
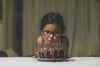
left=32, top=56, right=70, bottom=61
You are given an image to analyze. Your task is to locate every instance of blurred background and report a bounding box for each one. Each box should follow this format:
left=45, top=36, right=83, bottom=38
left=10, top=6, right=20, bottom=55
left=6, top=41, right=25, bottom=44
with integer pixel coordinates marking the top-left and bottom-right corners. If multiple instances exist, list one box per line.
left=0, top=0, right=100, bottom=57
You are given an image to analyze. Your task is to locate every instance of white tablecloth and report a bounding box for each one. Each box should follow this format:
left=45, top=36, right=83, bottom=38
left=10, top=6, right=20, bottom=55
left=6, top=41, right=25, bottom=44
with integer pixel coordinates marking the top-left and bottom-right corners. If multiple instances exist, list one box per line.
left=0, top=57, right=100, bottom=67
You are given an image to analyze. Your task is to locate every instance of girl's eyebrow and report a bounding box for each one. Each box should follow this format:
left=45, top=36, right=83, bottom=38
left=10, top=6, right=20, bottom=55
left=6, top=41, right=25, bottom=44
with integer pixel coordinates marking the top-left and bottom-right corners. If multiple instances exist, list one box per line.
left=45, top=30, right=56, bottom=32
left=44, top=30, right=50, bottom=32
left=45, top=30, right=49, bottom=31
left=43, top=29, right=60, bottom=32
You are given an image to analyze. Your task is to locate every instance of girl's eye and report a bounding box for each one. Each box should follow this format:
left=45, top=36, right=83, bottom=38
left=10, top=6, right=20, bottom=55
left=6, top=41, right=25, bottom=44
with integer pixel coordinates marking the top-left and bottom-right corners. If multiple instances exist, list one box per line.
left=53, top=31, right=57, bottom=34
left=45, top=31, right=50, bottom=34
left=54, top=31, right=59, bottom=34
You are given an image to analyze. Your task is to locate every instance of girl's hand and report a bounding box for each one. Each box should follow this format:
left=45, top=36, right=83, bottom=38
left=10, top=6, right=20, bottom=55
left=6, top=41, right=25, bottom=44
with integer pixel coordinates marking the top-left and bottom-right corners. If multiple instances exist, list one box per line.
left=43, top=36, right=51, bottom=43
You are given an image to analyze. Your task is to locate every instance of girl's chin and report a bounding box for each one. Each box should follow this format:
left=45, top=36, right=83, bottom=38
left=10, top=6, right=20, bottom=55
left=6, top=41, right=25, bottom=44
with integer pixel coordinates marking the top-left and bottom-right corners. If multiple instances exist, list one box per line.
left=48, top=39, right=58, bottom=42
left=48, top=39, right=52, bottom=41
left=47, top=39, right=53, bottom=42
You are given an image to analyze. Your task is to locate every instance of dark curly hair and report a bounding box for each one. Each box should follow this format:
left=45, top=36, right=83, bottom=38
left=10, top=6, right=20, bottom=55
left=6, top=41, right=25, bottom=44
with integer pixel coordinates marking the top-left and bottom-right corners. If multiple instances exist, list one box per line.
left=40, top=12, right=65, bottom=34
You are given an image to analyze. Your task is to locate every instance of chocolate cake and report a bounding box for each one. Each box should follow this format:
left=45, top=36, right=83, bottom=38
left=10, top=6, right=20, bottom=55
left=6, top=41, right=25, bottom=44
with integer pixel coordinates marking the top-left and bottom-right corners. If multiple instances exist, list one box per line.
left=35, top=41, right=69, bottom=59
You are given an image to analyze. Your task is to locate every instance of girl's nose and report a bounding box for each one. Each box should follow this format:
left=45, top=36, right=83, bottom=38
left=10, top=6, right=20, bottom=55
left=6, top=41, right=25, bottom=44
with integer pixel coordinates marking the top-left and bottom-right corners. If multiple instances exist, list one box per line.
left=49, top=34, right=54, bottom=39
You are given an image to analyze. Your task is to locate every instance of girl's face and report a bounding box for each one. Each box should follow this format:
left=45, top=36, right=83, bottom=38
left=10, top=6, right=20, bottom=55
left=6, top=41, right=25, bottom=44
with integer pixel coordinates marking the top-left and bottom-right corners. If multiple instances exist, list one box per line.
left=42, top=24, right=61, bottom=42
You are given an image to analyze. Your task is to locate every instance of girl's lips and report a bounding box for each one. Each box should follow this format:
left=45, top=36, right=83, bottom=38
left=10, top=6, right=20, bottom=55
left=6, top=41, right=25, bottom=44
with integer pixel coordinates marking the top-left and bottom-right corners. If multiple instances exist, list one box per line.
left=48, top=38, right=53, bottom=41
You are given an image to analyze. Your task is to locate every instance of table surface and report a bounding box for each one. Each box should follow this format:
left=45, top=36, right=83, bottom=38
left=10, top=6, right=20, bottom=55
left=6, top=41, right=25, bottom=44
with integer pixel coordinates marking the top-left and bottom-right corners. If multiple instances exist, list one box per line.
left=0, top=57, right=100, bottom=67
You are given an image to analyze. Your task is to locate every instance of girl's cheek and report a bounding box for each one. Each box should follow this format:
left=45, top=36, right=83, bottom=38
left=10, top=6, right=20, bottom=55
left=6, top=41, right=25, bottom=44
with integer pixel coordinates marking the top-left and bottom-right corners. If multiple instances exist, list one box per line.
left=54, top=35, right=61, bottom=40
left=54, top=37, right=56, bottom=40
left=54, top=37, right=59, bottom=40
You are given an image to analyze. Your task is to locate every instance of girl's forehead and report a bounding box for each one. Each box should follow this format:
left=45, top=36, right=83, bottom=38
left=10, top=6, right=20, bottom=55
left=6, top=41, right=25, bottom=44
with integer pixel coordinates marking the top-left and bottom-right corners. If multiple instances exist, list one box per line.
left=43, top=24, right=60, bottom=31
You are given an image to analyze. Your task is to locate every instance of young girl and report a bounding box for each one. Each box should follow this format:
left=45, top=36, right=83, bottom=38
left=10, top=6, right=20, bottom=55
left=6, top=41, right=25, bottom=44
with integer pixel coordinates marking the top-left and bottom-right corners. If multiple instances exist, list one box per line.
left=35, top=12, right=69, bottom=59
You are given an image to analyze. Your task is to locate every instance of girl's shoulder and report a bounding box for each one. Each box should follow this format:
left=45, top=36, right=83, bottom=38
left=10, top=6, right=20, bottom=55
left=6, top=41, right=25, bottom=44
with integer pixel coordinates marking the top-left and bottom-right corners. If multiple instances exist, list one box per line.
left=60, top=35, right=69, bottom=44
left=60, top=35, right=68, bottom=40
left=36, top=36, right=44, bottom=46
